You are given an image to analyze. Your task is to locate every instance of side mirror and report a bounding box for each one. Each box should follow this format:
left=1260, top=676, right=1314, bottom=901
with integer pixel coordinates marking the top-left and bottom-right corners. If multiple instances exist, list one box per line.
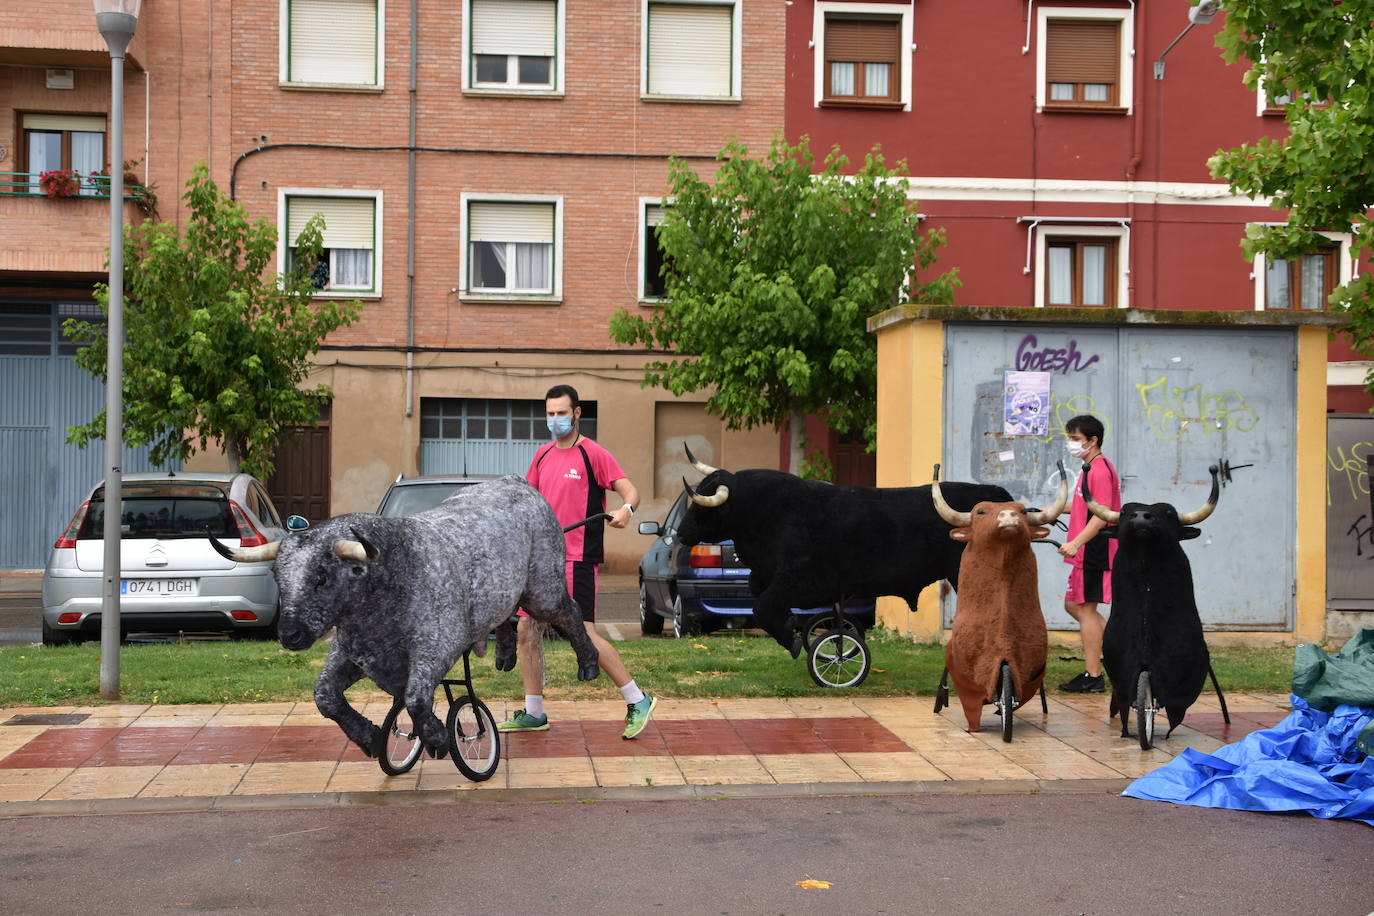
left=286, top=515, right=310, bottom=531
left=638, top=521, right=662, bottom=536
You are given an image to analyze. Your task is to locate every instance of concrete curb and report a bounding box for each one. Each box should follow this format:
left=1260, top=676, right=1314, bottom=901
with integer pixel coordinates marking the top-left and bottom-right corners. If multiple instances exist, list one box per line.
left=0, top=777, right=1133, bottom=819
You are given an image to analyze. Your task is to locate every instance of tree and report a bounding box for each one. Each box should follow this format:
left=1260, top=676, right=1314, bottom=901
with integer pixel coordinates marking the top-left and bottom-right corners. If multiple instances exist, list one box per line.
left=64, top=162, right=362, bottom=479
left=1208, top=1, right=1374, bottom=400
left=609, top=135, right=958, bottom=478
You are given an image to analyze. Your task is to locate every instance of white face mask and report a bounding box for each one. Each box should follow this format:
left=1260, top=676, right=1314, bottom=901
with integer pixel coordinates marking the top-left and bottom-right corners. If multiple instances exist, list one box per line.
left=1066, top=440, right=1087, bottom=457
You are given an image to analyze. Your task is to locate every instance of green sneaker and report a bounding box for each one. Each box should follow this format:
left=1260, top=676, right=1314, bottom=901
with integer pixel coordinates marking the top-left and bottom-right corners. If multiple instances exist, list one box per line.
left=622, top=692, right=658, bottom=740
left=497, top=708, right=550, bottom=732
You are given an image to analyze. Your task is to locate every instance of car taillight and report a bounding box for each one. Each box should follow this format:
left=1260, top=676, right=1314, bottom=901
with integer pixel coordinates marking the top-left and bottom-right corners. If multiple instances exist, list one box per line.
left=54, top=501, right=90, bottom=549
left=231, top=610, right=259, bottom=621
left=688, top=545, right=723, bottom=568
left=228, top=500, right=269, bottom=548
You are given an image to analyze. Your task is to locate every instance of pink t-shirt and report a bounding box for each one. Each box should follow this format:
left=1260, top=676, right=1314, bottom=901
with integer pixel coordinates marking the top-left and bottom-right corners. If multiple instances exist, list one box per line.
left=527, top=436, right=626, bottom=563
left=1065, top=454, right=1121, bottom=570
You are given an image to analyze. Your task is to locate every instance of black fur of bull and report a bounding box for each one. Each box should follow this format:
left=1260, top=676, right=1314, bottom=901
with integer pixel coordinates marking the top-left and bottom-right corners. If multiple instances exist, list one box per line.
left=1082, top=464, right=1221, bottom=739
left=676, top=446, right=1013, bottom=656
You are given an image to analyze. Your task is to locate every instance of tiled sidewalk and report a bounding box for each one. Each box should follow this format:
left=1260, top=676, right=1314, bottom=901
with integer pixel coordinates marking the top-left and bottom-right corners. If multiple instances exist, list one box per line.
left=0, top=692, right=1292, bottom=815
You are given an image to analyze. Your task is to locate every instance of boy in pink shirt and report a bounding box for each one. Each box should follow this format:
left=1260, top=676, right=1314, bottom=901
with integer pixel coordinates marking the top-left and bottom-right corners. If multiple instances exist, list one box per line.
left=1057, top=414, right=1122, bottom=693
left=498, top=384, right=658, bottom=739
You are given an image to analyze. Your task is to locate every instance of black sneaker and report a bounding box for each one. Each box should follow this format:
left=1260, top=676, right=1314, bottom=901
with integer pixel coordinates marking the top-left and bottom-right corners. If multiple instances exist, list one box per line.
left=1059, top=672, right=1105, bottom=693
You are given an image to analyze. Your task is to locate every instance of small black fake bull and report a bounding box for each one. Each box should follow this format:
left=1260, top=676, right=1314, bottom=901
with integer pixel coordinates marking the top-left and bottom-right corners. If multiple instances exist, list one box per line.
left=1082, top=464, right=1221, bottom=738
left=210, top=476, right=600, bottom=759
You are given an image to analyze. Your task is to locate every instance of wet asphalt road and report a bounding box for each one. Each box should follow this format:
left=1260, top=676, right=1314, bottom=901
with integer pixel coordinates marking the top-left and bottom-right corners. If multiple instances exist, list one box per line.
left=3, top=792, right=1371, bottom=915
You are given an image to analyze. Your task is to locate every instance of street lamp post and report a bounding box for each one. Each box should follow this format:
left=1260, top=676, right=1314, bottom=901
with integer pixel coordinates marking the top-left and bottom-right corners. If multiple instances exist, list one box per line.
left=94, top=0, right=140, bottom=700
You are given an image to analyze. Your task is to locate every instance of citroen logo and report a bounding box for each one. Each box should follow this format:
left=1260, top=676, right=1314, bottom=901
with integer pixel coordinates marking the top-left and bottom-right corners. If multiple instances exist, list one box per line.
left=145, top=543, right=168, bottom=567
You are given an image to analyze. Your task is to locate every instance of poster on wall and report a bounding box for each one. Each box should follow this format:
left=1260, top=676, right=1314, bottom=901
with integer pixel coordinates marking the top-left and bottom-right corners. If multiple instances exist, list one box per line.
left=1003, top=370, right=1052, bottom=436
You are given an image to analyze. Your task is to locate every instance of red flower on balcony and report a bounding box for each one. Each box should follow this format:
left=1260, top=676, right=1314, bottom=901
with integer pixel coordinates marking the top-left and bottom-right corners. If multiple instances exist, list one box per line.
left=38, top=169, right=80, bottom=198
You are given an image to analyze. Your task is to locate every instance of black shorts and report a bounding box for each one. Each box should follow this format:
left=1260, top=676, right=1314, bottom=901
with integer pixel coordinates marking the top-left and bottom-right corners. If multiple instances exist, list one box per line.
left=1081, top=567, right=1105, bottom=604
left=570, top=560, right=597, bottom=622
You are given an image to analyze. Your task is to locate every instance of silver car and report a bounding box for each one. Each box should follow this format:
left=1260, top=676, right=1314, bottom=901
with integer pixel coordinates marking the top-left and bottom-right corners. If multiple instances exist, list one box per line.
left=41, top=472, right=305, bottom=645
left=374, top=474, right=492, bottom=517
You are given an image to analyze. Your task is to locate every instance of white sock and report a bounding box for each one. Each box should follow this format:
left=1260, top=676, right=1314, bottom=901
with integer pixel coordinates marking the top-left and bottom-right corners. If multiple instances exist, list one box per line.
left=525, top=695, right=544, bottom=718
left=619, top=681, right=645, bottom=705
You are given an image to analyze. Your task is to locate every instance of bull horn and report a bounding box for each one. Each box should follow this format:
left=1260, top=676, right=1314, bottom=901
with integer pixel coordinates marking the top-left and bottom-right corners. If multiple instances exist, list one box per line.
left=1177, top=465, right=1221, bottom=525
left=930, top=467, right=971, bottom=527
left=208, top=535, right=281, bottom=563
left=683, top=443, right=719, bottom=476
left=1026, top=461, right=1069, bottom=525
left=683, top=476, right=729, bottom=508
left=1080, top=462, right=1120, bottom=524
left=333, top=528, right=380, bottom=563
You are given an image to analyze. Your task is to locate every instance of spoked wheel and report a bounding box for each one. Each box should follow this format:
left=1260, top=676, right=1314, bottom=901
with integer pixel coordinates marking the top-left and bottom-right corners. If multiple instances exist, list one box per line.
left=807, top=628, right=871, bottom=688
left=446, top=695, right=501, bottom=781
left=1135, top=669, right=1157, bottom=750
left=802, top=613, right=839, bottom=652
left=378, top=699, right=425, bottom=776
left=998, top=663, right=1016, bottom=743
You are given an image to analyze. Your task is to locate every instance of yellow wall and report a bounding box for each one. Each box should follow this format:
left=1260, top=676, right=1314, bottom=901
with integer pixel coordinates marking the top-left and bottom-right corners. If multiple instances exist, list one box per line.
left=1294, top=325, right=1328, bottom=643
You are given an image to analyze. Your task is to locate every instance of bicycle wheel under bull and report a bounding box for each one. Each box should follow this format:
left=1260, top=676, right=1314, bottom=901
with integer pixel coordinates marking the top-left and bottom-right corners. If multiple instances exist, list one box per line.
left=1135, top=670, right=1157, bottom=750
left=446, top=695, right=501, bottom=781
left=377, top=699, right=425, bottom=776
left=806, top=628, right=871, bottom=688
left=998, top=663, right=1015, bottom=743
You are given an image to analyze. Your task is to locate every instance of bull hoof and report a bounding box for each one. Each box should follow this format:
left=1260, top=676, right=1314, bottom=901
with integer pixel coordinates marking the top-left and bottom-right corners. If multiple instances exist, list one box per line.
left=787, top=636, right=802, bottom=659
left=365, top=726, right=386, bottom=759
left=495, top=652, right=516, bottom=672
left=578, top=663, right=600, bottom=682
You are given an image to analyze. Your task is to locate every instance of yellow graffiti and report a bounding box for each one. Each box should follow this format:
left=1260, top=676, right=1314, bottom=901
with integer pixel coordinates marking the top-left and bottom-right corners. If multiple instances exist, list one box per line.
left=1327, top=440, right=1372, bottom=506
left=1029, top=392, right=1112, bottom=445
left=1135, top=376, right=1259, bottom=442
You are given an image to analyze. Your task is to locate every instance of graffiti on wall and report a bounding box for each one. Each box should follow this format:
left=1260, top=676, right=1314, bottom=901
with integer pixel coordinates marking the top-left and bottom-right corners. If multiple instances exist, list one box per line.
left=1136, top=376, right=1260, bottom=442
left=1014, top=334, right=1102, bottom=375
left=1327, top=440, right=1372, bottom=506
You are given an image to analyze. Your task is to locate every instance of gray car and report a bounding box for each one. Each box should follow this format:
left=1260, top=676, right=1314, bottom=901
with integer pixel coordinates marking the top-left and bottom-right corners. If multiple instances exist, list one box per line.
left=374, top=474, right=493, bottom=517
left=41, top=472, right=304, bottom=645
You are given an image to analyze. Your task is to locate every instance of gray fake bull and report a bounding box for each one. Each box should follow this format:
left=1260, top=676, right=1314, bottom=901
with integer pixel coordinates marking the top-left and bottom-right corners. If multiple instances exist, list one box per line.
left=210, top=476, right=599, bottom=758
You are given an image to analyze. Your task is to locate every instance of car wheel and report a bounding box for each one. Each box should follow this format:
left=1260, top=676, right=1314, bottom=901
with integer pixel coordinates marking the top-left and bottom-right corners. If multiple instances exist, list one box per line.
left=672, top=596, right=699, bottom=639
left=41, top=619, right=75, bottom=647
left=638, top=579, right=665, bottom=635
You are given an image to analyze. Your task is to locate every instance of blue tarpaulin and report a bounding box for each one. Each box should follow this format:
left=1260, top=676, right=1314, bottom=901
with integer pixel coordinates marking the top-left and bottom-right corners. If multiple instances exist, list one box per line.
left=1123, top=696, right=1374, bottom=826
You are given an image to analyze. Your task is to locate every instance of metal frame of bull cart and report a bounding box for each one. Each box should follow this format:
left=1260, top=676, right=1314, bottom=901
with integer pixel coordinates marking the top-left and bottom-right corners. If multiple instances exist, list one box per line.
left=374, top=512, right=616, bottom=779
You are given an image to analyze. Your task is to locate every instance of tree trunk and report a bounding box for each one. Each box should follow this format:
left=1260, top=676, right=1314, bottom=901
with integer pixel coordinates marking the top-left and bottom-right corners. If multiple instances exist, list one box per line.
left=788, top=409, right=805, bottom=476
left=225, top=439, right=241, bottom=473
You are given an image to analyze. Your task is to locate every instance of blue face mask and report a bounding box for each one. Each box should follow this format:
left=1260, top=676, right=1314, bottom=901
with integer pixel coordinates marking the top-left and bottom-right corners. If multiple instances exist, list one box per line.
left=547, top=415, right=575, bottom=439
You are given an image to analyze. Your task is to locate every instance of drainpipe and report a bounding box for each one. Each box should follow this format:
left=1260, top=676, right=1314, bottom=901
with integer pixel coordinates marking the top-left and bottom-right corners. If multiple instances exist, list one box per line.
left=406, top=0, right=417, bottom=418
left=1124, top=0, right=1144, bottom=310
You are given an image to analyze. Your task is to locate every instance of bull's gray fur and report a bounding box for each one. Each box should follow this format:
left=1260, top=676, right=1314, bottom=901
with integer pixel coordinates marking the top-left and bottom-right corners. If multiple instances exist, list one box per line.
left=216, top=476, right=599, bottom=758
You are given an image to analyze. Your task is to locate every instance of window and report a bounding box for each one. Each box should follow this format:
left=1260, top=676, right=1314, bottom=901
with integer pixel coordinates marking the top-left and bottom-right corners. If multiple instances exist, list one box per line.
left=823, top=16, right=900, bottom=105
left=1037, top=9, right=1132, bottom=113
left=419, top=397, right=596, bottom=474
left=642, top=202, right=670, bottom=300
left=465, top=0, right=559, bottom=92
left=1046, top=238, right=1117, bottom=307
left=283, top=0, right=382, bottom=87
left=643, top=1, right=739, bottom=100
left=20, top=114, right=105, bottom=194
left=1264, top=243, right=1338, bottom=311
left=280, top=192, right=382, bottom=295
left=463, top=198, right=560, bottom=297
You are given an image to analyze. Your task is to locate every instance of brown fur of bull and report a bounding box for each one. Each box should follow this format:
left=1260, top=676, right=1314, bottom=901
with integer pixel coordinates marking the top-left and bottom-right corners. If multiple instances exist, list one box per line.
left=933, top=466, right=1067, bottom=733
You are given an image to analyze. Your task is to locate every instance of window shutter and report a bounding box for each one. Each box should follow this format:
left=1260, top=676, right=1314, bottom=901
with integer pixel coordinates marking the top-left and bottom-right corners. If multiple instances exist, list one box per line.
left=288, top=197, right=376, bottom=249
left=1045, top=19, right=1118, bottom=84
left=289, top=0, right=378, bottom=84
left=648, top=4, right=733, bottom=96
left=22, top=114, right=107, bottom=132
left=471, top=0, right=557, bottom=57
left=469, top=201, right=554, bottom=243
left=825, top=18, right=899, bottom=65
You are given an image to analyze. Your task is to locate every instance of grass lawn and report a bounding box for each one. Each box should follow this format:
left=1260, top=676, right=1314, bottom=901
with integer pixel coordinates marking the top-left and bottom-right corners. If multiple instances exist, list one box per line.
left=0, top=630, right=1300, bottom=708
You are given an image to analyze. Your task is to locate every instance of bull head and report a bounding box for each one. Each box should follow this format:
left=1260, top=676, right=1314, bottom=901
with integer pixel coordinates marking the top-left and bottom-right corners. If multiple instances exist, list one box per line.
left=684, top=444, right=729, bottom=507
left=1082, top=463, right=1220, bottom=526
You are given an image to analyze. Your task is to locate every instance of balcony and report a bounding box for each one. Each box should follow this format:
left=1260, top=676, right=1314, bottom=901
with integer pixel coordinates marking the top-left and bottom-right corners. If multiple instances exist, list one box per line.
left=0, top=173, right=150, bottom=274
left=0, top=1, right=145, bottom=69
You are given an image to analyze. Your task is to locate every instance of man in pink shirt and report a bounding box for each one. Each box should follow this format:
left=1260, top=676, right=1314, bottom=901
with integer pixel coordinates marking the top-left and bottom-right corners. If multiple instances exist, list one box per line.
left=498, top=384, right=658, bottom=739
left=1057, top=414, right=1121, bottom=694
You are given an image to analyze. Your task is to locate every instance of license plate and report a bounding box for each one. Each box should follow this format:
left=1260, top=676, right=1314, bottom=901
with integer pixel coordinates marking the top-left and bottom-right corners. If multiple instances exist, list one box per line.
left=121, top=578, right=198, bottom=596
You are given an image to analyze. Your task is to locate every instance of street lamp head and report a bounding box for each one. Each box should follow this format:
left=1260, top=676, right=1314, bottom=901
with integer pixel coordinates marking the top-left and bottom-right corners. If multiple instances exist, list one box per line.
left=1189, top=1, right=1220, bottom=26
left=93, top=0, right=140, bottom=57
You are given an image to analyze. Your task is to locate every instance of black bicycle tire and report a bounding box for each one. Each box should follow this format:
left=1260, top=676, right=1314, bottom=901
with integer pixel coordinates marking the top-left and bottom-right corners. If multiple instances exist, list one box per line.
left=446, top=695, right=501, bottom=781
left=806, top=631, right=871, bottom=688
left=378, top=699, right=424, bottom=776
left=1000, top=664, right=1015, bottom=743
left=1136, top=669, right=1155, bottom=750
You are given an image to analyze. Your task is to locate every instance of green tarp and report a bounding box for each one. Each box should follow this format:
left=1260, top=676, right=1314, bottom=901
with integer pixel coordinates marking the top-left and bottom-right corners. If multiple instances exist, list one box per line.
left=1293, top=628, right=1374, bottom=755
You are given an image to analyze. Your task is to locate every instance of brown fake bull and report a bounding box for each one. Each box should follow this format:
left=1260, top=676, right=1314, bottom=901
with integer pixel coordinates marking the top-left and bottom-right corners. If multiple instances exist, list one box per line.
left=932, top=464, right=1068, bottom=733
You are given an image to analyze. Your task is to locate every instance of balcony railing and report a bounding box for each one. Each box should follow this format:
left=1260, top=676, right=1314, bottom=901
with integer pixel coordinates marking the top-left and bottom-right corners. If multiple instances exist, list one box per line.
left=0, top=170, right=146, bottom=199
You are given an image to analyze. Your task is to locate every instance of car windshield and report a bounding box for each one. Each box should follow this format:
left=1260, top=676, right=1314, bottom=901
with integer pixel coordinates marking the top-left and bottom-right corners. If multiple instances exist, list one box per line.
left=79, top=485, right=237, bottom=540
left=378, top=482, right=475, bottom=518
